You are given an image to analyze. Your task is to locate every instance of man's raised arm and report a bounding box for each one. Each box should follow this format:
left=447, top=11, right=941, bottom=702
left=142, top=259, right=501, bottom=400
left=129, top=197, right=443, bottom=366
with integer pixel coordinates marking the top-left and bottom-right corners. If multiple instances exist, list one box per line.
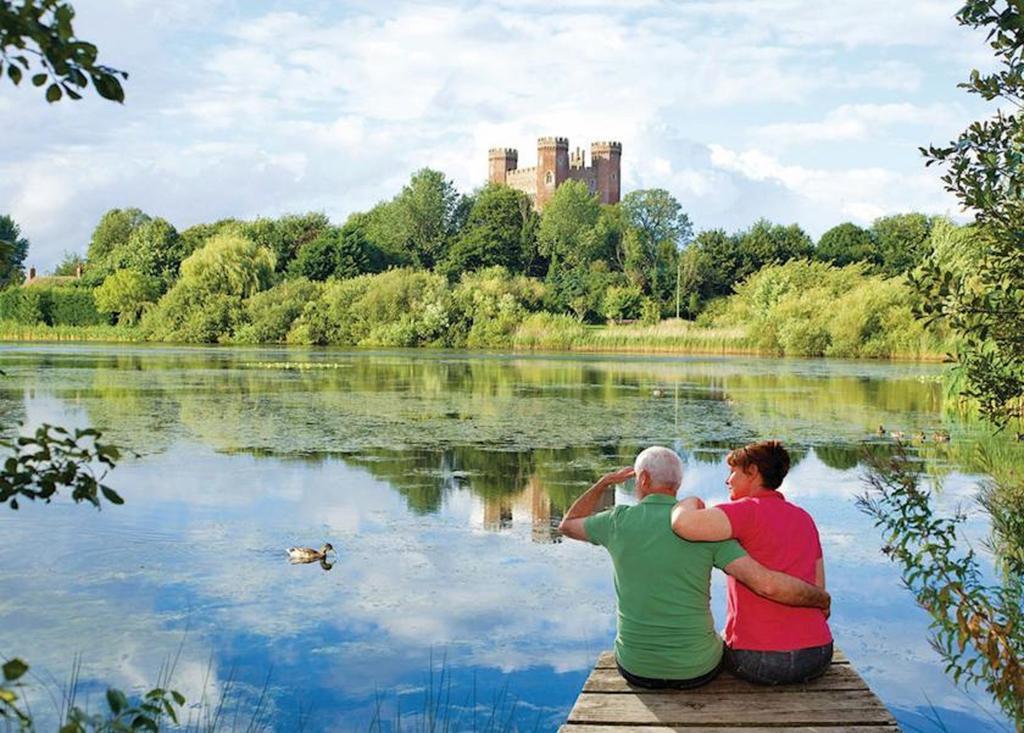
left=724, top=556, right=831, bottom=614
left=558, top=466, right=634, bottom=542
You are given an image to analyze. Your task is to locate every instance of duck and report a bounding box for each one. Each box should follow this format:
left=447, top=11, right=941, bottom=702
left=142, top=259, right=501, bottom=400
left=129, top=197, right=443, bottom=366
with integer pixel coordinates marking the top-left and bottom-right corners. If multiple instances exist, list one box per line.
left=890, top=431, right=905, bottom=441
left=876, top=424, right=886, bottom=436
left=287, top=543, right=335, bottom=563
left=932, top=431, right=951, bottom=443
left=651, top=388, right=666, bottom=398
left=912, top=431, right=927, bottom=444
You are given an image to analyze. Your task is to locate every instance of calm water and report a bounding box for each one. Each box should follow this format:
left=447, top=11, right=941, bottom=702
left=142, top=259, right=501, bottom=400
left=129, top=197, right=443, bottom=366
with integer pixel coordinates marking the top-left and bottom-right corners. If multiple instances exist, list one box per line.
left=0, top=344, right=1016, bottom=731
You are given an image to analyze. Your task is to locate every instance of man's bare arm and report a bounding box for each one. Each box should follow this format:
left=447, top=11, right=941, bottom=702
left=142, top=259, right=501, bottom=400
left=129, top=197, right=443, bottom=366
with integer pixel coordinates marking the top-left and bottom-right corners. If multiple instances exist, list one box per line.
left=670, top=498, right=733, bottom=542
left=558, top=466, right=634, bottom=542
left=724, top=556, right=831, bottom=611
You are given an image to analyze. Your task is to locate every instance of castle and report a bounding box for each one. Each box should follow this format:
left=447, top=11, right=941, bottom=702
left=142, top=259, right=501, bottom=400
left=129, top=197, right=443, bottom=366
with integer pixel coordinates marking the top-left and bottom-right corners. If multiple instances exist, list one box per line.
left=488, top=137, right=622, bottom=209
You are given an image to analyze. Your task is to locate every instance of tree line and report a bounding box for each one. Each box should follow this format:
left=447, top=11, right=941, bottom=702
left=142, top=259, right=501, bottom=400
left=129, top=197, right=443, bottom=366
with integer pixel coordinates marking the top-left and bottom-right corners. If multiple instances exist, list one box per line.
left=0, top=171, right=953, bottom=348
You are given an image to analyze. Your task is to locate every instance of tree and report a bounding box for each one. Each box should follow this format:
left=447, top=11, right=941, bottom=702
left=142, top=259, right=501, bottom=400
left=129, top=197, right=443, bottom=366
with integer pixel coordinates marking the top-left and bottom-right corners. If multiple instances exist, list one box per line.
left=379, top=169, right=461, bottom=269
left=0, top=0, right=127, bottom=103
left=443, top=184, right=537, bottom=278
left=291, top=226, right=369, bottom=281
left=871, top=213, right=933, bottom=276
left=94, top=268, right=160, bottom=325
left=178, top=232, right=275, bottom=298
left=0, top=214, right=29, bottom=286
left=115, top=216, right=183, bottom=285
left=621, top=189, right=692, bottom=299
left=685, top=228, right=741, bottom=306
left=816, top=222, right=878, bottom=267
left=52, top=250, right=84, bottom=276
left=84, top=207, right=150, bottom=283
left=243, top=212, right=330, bottom=273
left=735, top=219, right=813, bottom=281
left=538, top=180, right=601, bottom=270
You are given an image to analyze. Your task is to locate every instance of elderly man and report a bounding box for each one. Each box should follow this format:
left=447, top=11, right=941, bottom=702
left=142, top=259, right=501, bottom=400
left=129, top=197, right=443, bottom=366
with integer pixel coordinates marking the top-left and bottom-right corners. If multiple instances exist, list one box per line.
left=559, top=446, right=829, bottom=689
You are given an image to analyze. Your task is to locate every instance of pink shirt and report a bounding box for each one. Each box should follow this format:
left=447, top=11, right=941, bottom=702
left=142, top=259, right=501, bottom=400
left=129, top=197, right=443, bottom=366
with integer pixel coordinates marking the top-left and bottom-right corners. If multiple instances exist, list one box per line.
left=717, top=492, right=832, bottom=651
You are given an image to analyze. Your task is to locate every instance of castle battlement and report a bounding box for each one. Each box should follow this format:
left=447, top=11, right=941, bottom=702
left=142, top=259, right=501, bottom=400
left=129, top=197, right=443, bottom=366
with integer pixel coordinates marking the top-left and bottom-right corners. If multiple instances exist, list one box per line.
left=488, top=136, right=621, bottom=209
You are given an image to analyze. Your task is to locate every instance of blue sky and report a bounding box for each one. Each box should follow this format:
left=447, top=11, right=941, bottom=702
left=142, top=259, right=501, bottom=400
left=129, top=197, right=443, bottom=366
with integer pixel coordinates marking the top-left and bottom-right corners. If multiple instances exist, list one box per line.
left=2, top=0, right=997, bottom=272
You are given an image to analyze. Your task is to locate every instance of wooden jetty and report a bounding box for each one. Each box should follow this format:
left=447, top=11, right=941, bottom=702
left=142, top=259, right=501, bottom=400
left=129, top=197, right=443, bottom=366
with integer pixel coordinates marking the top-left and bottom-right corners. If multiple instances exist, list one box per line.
left=560, top=649, right=899, bottom=732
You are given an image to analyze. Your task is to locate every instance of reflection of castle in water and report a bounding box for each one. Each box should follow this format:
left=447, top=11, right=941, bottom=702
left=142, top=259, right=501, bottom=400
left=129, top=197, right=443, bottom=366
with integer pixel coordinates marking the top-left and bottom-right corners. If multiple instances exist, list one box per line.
left=480, top=475, right=615, bottom=543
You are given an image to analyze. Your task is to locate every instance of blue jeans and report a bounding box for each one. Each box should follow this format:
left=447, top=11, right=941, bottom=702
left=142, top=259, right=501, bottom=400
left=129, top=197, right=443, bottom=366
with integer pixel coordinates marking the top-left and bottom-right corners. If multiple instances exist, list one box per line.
left=616, top=657, right=723, bottom=690
left=725, top=643, right=833, bottom=685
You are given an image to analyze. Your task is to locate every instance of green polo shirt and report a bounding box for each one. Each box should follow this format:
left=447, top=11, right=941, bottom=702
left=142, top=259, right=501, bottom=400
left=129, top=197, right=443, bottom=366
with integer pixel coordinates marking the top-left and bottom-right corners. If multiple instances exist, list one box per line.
left=585, top=494, right=747, bottom=679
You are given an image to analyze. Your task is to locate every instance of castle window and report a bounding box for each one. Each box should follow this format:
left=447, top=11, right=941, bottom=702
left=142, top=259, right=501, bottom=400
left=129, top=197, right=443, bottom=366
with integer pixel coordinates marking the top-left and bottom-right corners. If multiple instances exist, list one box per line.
left=545, top=171, right=554, bottom=185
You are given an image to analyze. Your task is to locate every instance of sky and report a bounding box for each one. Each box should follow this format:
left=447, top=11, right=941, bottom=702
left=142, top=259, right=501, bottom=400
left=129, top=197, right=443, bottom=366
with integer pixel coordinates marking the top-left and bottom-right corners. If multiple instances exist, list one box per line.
left=2, top=0, right=999, bottom=272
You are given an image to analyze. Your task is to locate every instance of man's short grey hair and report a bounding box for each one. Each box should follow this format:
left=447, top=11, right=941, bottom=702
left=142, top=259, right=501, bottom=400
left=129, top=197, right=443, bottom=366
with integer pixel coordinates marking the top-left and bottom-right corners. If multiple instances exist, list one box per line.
left=634, top=446, right=683, bottom=491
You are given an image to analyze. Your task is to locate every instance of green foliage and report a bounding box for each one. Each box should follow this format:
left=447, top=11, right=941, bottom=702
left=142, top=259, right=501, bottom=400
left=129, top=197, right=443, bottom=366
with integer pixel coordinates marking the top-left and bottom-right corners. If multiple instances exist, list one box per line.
left=871, top=213, right=933, bottom=276
left=0, top=0, right=128, bottom=103
left=288, top=268, right=451, bottom=347
left=816, top=222, right=878, bottom=267
left=858, top=447, right=1023, bottom=727
left=0, top=214, right=29, bottom=286
left=53, top=250, right=85, bottom=277
left=621, top=189, right=692, bottom=297
left=679, top=229, right=740, bottom=309
left=0, top=424, right=122, bottom=510
left=442, top=184, right=538, bottom=278
left=639, top=297, right=661, bottom=326
left=177, top=218, right=243, bottom=261
left=450, top=267, right=545, bottom=348
left=511, top=311, right=588, bottom=350
left=243, top=212, right=330, bottom=273
left=141, top=233, right=274, bottom=343
left=235, top=278, right=322, bottom=344
left=735, top=219, right=814, bottom=282
left=85, top=208, right=150, bottom=283
left=711, top=259, right=938, bottom=358
left=116, top=217, right=183, bottom=285
left=538, top=180, right=601, bottom=269
left=602, top=284, right=642, bottom=322
left=0, top=284, right=103, bottom=325
left=94, top=269, right=160, bottom=325
left=290, top=225, right=369, bottom=282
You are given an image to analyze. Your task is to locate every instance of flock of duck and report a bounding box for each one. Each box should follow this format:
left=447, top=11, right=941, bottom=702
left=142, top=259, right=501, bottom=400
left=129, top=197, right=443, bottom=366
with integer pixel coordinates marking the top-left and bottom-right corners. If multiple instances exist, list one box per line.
left=876, top=425, right=950, bottom=443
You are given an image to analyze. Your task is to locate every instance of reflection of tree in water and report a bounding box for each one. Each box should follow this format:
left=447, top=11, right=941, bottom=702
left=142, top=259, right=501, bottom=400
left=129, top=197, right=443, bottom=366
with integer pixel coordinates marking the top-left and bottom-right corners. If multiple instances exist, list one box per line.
left=814, top=444, right=861, bottom=471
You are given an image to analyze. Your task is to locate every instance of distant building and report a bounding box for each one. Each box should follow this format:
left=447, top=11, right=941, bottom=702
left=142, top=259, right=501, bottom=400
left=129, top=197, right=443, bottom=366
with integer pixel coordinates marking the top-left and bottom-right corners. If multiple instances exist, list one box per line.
left=488, top=137, right=622, bottom=209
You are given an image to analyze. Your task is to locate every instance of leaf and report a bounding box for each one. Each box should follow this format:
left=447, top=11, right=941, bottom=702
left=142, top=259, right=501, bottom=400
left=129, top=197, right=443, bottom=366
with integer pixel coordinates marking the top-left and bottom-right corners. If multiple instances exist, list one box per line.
left=7, top=65, right=22, bottom=85
left=3, top=658, right=28, bottom=682
left=92, top=73, right=125, bottom=103
left=107, top=687, right=128, bottom=715
left=31, top=73, right=47, bottom=87
left=101, top=486, right=124, bottom=505
left=46, top=84, right=62, bottom=103
left=170, top=690, right=185, bottom=705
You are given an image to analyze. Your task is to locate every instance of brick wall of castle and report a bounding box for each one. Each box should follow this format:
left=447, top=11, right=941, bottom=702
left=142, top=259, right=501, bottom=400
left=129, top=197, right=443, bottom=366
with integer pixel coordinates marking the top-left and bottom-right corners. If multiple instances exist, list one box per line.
left=488, top=137, right=621, bottom=210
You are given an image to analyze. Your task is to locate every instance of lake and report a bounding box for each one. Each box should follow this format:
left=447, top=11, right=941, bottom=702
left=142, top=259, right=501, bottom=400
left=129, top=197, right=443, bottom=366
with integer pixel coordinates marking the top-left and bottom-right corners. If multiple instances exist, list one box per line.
left=0, top=344, right=1014, bottom=731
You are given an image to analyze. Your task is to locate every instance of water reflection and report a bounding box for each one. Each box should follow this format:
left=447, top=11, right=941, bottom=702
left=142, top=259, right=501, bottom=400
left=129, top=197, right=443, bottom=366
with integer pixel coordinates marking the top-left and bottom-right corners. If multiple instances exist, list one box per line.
left=0, top=344, right=1019, bottom=732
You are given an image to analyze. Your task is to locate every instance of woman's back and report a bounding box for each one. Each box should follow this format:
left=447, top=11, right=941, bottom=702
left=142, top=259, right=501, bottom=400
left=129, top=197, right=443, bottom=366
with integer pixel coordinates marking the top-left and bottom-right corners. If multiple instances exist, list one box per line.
left=717, top=492, right=832, bottom=651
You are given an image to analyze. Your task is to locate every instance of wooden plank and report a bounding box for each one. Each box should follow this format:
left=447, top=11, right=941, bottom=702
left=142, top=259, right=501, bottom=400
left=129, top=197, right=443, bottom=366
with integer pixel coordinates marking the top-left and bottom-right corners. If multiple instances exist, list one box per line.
left=567, top=690, right=895, bottom=726
left=583, top=664, right=870, bottom=694
left=560, top=726, right=898, bottom=733
left=595, top=648, right=850, bottom=669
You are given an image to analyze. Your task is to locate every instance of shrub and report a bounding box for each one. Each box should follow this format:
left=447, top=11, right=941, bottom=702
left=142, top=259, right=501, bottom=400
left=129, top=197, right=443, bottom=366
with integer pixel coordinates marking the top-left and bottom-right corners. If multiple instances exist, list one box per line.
left=235, top=278, right=322, bottom=344
left=602, top=285, right=642, bottom=322
left=0, top=286, right=104, bottom=326
left=49, top=287, right=106, bottom=326
left=640, top=297, right=661, bottom=326
left=94, top=270, right=161, bottom=325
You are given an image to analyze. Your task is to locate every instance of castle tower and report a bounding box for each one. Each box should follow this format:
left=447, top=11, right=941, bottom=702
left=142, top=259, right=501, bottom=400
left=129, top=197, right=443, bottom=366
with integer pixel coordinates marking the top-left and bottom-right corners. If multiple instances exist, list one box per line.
left=591, top=141, right=622, bottom=205
left=488, top=148, right=518, bottom=185
left=535, top=137, right=569, bottom=209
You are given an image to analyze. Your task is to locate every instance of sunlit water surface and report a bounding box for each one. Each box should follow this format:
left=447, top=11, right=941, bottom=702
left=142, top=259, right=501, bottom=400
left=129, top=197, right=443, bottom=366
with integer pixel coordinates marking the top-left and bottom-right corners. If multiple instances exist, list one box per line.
left=0, top=344, right=1016, bottom=732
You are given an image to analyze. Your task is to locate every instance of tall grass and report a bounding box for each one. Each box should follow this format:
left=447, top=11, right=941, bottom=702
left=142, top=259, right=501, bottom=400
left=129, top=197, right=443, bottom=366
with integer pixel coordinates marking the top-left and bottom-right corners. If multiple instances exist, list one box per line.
left=0, top=321, right=141, bottom=343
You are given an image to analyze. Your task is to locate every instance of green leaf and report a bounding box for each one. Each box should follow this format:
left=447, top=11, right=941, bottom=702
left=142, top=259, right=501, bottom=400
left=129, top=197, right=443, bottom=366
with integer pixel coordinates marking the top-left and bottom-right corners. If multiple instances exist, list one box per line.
left=92, top=73, right=124, bottom=103
left=3, top=658, right=28, bottom=681
left=171, top=690, right=185, bottom=705
left=46, top=83, right=62, bottom=103
left=101, top=486, right=124, bottom=505
left=7, top=65, right=22, bottom=85
left=107, top=687, right=128, bottom=715
left=31, top=73, right=47, bottom=87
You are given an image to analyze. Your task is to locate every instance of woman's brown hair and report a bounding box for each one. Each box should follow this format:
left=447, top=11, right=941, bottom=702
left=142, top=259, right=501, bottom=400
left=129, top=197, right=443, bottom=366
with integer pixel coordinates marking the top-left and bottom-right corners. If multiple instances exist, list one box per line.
left=726, top=440, right=790, bottom=490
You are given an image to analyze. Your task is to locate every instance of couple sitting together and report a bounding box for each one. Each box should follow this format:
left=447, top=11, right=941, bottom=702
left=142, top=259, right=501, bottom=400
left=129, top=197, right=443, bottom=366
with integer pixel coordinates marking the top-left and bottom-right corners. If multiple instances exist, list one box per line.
left=559, top=441, right=831, bottom=688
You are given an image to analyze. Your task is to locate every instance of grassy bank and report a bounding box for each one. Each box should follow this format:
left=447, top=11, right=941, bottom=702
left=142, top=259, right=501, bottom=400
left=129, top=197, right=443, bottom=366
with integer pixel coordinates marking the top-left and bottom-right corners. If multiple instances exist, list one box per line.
left=0, top=321, right=141, bottom=342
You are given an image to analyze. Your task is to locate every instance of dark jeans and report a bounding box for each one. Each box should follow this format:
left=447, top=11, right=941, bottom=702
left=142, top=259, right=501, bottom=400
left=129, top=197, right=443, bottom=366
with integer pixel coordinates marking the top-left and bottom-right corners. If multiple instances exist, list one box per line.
left=616, top=656, right=723, bottom=690
left=724, top=642, right=833, bottom=685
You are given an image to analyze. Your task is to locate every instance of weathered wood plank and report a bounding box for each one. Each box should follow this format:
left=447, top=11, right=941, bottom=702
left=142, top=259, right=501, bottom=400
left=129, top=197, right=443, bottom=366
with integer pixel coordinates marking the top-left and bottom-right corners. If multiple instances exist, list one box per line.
left=594, top=648, right=850, bottom=669
left=560, top=725, right=898, bottom=733
left=567, top=690, right=895, bottom=726
left=583, top=664, right=869, bottom=694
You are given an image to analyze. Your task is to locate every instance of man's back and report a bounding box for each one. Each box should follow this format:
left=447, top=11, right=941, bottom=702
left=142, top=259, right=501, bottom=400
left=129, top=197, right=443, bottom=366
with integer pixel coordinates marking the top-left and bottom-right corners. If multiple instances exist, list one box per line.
left=585, top=493, right=746, bottom=679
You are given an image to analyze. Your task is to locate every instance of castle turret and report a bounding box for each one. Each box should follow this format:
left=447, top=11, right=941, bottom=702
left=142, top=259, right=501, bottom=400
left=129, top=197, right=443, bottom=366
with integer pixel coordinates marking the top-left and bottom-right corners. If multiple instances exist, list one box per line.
left=536, top=137, right=569, bottom=209
left=488, top=148, right=518, bottom=185
left=591, top=141, right=622, bottom=205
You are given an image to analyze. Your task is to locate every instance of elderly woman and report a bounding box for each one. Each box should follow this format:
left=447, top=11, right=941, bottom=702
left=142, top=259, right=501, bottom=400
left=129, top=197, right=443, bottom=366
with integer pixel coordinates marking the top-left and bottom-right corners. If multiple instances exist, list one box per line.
left=670, top=440, right=832, bottom=685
